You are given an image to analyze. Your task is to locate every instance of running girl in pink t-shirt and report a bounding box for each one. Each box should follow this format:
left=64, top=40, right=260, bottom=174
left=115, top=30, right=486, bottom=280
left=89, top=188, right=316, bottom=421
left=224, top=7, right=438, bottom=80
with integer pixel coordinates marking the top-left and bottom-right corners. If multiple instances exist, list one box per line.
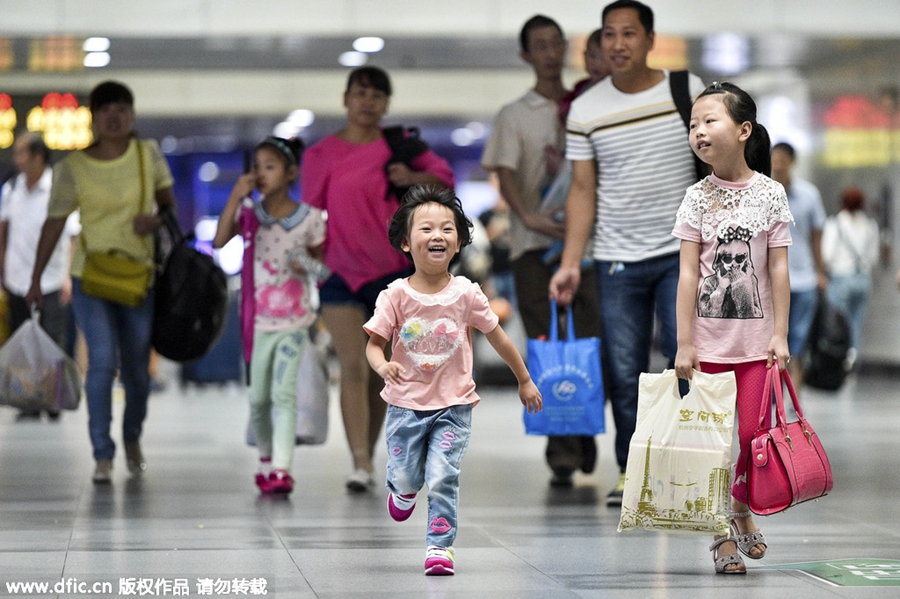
left=214, top=136, right=326, bottom=497
left=364, top=186, right=542, bottom=576
left=672, top=83, right=793, bottom=575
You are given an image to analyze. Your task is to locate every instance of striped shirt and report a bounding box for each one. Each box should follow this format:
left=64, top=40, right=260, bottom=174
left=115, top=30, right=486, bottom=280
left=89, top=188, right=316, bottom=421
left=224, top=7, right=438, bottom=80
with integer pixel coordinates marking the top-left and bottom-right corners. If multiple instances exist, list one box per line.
left=566, top=70, right=705, bottom=262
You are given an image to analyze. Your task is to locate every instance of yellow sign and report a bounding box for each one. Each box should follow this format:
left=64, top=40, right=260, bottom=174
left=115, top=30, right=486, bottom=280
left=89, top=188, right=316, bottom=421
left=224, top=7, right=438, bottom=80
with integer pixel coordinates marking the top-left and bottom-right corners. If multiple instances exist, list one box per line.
left=0, top=93, right=15, bottom=149
left=26, top=93, right=92, bottom=150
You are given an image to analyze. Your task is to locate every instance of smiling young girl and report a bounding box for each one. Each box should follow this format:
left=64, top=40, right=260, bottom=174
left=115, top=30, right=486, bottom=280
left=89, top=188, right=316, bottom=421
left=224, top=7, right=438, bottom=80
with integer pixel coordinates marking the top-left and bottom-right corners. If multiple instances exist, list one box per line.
left=671, top=83, right=793, bottom=574
left=214, top=136, right=326, bottom=496
left=364, top=186, right=541, bottom=576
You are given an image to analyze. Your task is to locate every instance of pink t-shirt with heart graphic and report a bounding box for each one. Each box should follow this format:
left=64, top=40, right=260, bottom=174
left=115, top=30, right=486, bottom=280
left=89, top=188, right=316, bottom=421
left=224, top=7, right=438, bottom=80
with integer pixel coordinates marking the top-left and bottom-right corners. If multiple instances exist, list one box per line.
left=363, top=275, right=499, bottom=410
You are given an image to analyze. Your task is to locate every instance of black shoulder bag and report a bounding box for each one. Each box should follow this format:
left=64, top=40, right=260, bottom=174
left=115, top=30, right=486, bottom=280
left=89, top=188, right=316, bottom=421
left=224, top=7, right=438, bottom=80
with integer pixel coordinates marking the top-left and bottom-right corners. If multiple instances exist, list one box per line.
left=151, top=210, right=229, bottom=362
left=382, top=125, right=429, bottom=202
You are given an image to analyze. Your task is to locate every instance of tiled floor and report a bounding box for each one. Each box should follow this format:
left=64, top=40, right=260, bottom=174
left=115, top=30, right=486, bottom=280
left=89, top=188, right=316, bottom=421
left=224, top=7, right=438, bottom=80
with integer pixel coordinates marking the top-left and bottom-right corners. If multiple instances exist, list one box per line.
left=0, top=366, right=897, bottom=598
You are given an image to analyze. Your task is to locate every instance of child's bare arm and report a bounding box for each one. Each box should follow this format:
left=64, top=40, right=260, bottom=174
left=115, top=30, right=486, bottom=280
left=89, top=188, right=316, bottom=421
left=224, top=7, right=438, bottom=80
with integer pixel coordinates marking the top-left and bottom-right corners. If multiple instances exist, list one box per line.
left=213, top=173, right=255, bottom=249
left=484, top=324, right=542, bottom=414
left=365, top=332, right=404, bottom=384
left=767, top=245, right=791, bottom=370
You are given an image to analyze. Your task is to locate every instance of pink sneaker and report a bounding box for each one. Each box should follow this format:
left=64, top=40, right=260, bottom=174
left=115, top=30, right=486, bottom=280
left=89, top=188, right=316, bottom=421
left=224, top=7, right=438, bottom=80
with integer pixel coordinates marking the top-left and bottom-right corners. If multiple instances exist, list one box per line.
left=255, top=472, right=273, bottom=494
left=424, top=546, right=455, bottom=576
left=269, top=469, right=294, bottom=495
left=387, top=493, right=417, bottom=522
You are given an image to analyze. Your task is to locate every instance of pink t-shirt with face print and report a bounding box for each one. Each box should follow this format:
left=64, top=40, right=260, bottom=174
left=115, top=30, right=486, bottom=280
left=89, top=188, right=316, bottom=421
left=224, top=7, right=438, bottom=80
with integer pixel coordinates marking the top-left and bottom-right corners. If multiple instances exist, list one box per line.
left=672, top=172, right=793, bottom=363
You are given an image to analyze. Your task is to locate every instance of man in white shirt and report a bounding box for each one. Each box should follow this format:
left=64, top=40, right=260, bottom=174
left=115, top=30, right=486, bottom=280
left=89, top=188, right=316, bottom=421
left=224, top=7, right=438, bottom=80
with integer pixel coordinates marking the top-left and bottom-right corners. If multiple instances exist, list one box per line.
left=0, top=132, right=79, bottom=419
left=550, top=0, right=705, bottom=505
left=482, top=15, right=603, bottom=488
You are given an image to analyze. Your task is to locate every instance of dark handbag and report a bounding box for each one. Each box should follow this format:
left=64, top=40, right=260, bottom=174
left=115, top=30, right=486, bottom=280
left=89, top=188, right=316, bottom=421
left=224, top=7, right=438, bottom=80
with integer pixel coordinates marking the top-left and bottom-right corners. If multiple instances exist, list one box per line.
left=523, top=301, right=605, bottom=436
left=803, top=294, right=851, bottom=391
left=747, top=367, right=833, bottom=515
left=151, top=210, right=229, bottom=362
left=382, top=125, right=429, bottom=201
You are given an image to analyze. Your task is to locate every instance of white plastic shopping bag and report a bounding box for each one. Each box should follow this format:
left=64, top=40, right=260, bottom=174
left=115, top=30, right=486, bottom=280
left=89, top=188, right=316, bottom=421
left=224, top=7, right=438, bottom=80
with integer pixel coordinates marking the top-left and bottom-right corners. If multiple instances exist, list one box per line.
left=618, top=369, right=736, bottom=535
left=246, top=336, right=329, bottom=447
left=0, top=314, right=82, bottom=412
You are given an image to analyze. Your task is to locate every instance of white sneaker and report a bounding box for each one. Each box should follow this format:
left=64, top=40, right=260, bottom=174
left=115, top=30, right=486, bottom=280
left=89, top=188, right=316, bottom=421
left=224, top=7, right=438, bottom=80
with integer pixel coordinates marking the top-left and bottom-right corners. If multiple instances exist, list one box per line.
left=346, top=468, right=374, bottom=492
left=92, top=460, right=113, bottom=484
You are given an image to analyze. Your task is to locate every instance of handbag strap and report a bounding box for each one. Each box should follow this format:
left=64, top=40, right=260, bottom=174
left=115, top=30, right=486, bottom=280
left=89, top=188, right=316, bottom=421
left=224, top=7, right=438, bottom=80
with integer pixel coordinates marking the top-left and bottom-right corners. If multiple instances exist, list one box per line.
left=758, top=366, right=805, bottom=432
left=547, top=300, right=577, bottom=343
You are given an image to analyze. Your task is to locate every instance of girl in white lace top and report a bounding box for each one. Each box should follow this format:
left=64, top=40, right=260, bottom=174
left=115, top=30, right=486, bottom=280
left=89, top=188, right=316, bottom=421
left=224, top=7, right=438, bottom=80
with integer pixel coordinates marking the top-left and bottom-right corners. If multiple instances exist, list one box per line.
left=671, top=82, right=793, bottom=575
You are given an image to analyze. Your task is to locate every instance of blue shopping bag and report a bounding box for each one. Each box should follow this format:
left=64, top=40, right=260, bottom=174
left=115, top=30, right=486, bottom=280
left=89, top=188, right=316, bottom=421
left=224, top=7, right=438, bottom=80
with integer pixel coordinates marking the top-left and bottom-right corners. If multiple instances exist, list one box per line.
left=524, top=301, right=605, bottom=436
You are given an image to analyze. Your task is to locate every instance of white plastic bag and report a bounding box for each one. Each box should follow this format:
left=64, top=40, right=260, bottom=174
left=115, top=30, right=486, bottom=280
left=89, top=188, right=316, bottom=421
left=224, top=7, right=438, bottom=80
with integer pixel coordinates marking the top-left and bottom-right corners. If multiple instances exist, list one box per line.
left=618, top=369, right=736, bottom=535
left=0, top=315, right=82, bottom=411
left=246, top=337, right=329, bottom=447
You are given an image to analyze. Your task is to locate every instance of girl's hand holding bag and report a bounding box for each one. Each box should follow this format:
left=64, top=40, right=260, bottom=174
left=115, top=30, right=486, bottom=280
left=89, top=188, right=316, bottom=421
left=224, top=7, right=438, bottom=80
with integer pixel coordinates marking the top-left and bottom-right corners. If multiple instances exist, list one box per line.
left=747, top=367, right=833, bottom=515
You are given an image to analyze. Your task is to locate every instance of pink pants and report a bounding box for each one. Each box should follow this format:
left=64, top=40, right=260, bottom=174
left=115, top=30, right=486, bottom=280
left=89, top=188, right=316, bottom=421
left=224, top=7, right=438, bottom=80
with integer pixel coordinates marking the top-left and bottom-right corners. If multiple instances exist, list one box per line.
left=699, top=360, right=770, bottom=505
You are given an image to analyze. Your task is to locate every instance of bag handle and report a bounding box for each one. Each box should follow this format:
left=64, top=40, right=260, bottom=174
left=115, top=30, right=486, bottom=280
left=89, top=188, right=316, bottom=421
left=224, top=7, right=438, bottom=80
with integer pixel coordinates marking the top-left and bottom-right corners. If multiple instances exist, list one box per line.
left=757, top=366, right=806, bottom=432
left=547, top=300, right=576, bottom=343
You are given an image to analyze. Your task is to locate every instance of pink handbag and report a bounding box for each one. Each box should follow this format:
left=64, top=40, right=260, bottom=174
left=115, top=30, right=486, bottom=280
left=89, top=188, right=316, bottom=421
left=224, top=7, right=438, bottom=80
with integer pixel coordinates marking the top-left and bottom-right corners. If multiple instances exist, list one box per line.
left=747, top=367, right=833, bottom=515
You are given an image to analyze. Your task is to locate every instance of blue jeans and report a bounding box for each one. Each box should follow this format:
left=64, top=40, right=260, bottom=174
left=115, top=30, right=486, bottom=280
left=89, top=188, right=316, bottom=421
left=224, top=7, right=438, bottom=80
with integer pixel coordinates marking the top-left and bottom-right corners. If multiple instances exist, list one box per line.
left=827, top=273, right=871, bottom=350
left=71, top=278, right=154, bottom=461
left=788, top=289, right=819, bottom=356
left=594, top=253, right=679, bottom=470
left=384, top=404, right=472, bottom=548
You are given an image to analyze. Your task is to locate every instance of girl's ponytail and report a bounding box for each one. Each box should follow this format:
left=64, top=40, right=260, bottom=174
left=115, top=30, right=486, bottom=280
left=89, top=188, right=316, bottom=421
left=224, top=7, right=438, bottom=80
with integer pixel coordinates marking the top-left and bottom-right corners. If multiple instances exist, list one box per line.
left=745, top=122, right=771, bottom=177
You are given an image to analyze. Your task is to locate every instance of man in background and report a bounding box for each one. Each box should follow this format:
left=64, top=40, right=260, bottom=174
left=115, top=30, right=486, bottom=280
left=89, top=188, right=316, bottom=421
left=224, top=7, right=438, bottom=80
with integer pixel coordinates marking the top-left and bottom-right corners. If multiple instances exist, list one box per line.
left=482, top=15, right=602, bottom=488
left=0, top=132, right=79, bottom=419
left=771, top=141, right=827, bottom=384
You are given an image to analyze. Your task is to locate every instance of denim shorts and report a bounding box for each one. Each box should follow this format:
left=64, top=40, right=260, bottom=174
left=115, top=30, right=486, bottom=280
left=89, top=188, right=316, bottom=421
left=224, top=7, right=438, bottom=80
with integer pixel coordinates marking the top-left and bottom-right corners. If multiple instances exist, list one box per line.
left=319, top=269, right=413, bottom=317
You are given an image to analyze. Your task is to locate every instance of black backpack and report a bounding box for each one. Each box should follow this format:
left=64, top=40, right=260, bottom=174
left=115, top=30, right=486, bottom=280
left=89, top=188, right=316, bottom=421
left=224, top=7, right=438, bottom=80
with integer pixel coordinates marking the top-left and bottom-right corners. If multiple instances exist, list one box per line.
left=151, top=210, right=229, bottom=362
left=803, top=296, right=851, bottom=391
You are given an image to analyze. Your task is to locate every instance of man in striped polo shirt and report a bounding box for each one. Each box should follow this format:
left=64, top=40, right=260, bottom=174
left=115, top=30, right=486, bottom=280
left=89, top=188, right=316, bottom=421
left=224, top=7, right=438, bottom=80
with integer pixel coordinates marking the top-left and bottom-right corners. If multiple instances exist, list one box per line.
left=549, top=0, right=705, bottom=506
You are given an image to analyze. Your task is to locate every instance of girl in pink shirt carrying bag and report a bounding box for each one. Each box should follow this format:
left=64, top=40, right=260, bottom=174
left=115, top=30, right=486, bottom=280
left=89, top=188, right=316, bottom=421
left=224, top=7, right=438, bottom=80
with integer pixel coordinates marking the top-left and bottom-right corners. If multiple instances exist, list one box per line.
left=671, top=82, right=793, bottom=575
left=364, top=186, right=542, bottom=576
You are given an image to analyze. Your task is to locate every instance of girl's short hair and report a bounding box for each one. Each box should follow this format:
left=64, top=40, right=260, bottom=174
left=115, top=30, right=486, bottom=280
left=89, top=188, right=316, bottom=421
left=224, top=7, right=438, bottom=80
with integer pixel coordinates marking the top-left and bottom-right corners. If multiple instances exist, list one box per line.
left=256, top=136, right=304, bottom=168
left=88, top=80, right=134, bottom=112
left=345, top=66, right=392, bottom=97
left=696, top=82, right=772, bottom=177
left=388, top=185, right=473, bottom=265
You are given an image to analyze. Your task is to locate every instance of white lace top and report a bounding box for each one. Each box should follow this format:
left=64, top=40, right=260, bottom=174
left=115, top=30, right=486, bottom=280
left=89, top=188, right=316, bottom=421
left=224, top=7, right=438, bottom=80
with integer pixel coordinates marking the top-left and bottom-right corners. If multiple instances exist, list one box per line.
left=672, top=173, right=793, bottom=363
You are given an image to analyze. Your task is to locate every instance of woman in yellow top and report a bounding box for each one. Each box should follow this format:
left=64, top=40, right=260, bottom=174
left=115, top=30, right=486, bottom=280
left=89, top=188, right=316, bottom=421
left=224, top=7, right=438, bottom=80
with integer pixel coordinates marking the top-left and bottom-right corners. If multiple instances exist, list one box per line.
left=26, top=81, right=177, bottom=484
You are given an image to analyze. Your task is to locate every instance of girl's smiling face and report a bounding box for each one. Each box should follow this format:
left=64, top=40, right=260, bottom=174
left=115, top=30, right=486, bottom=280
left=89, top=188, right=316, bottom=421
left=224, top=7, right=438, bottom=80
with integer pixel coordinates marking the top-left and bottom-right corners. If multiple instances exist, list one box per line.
left=401, top=202, right=461, bottom=274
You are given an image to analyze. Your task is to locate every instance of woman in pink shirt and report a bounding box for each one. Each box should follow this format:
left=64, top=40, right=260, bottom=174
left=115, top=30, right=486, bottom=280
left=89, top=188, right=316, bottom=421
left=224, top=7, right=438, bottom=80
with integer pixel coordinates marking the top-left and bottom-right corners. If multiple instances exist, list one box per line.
left=364, top=186, right=541, bottom=575
left=301, top=67, right=455, bottom=491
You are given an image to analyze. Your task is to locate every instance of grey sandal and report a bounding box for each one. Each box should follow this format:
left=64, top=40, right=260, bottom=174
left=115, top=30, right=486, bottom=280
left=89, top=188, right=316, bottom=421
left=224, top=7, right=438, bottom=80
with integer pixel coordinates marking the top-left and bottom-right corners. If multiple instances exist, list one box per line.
left=731, top=511, right=767, bottom=559
left=710, top=536, right=746, bottom=574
